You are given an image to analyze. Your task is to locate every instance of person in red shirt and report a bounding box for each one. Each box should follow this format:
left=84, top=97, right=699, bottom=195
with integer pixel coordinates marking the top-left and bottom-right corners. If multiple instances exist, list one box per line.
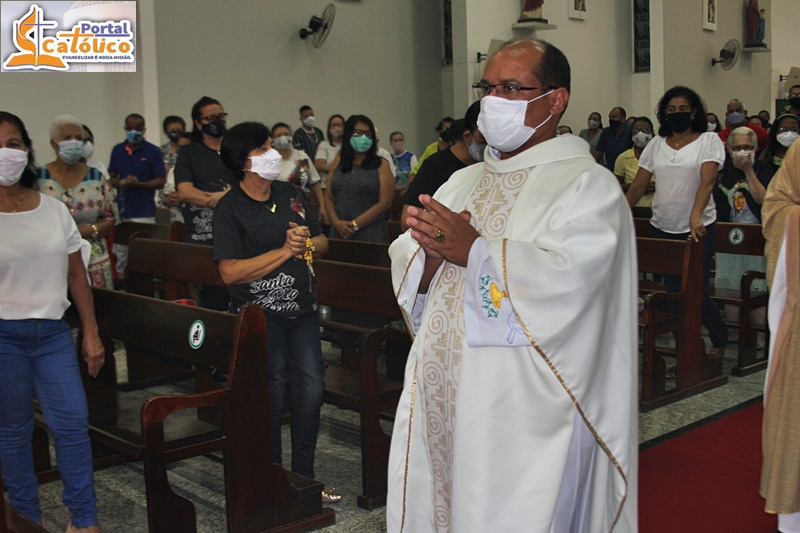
left=718, top=98, right=769, bottom=153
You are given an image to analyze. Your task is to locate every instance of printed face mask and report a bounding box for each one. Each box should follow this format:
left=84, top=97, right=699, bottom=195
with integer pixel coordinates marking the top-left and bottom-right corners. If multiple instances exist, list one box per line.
left=59, top=139, right=85, bottom=165
left=0, top=147, right=29, bottom=186
left=587, top=119, right=600, bottom=130
left=249, top=148, right=283, bottom=181
left=126, top=130, right=143, bottom=144
left=202, top=119, right=226, bottom=138
left=477, top=90, right=554, bottom=153
left=274, top=135, right=293, bottom=150
left=632, top=131, right=653, bottom=148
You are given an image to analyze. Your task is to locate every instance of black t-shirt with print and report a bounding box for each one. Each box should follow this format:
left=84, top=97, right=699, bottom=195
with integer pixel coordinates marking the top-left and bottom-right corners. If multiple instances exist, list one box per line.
left=174, top=141, right=238, bottom=244
left=213, top=181, right=322, bottom=317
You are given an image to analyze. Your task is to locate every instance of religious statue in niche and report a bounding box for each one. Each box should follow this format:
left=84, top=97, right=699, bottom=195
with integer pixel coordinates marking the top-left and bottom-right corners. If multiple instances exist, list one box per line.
left=519, top=0, right=547, bottom=24
left=745, top=0, right=767, bottom=47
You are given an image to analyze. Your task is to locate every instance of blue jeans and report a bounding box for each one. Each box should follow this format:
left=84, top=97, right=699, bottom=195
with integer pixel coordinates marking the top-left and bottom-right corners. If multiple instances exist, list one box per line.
left=0, top=319, right=98, bottom=528
left=264, top=311, right=325, bottom=479
left=650, top=223, right=728, bottom=348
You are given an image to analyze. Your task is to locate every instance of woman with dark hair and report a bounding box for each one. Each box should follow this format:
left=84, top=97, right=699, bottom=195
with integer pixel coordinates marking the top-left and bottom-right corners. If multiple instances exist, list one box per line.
left=213, top=122, right=337, bottom=502
left=324, top=114, right=394, bottom=242
left=579, top=111, right=604, bottom=155
left=270, top=122, right=328, bottom=225
left=627, top=86, right=728, bottom=363
left=0, top=111, right=104, bottom=532
left=707, top=112, right=722, bottom=133
left=38, top=114, right=120, bottom=288
left=174, top=96, right=238, bottom=310
left=758, top=112, right=800, bottom=171
left=614, top=116, right=655, bottom=207
left=314, top=114, right=345, bottom=189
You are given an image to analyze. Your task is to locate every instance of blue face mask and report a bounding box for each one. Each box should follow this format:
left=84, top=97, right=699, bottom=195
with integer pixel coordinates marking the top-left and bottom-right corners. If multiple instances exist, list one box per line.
left=350, top=135, right=373, bottom=153
left=468, top=141, right=486, bottom=162
left=58, top=139, right=84, bottom=165
left=126, top=130, right=144, bottom=144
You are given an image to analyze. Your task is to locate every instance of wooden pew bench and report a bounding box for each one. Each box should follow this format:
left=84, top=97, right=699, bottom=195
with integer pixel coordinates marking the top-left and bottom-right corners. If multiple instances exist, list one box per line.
left=111, top=221, right=174, bottom=292
left=123, top=236, right=228, bottom=386
left=324, top=239, right=391, bottom=267
left=711, top=222, right=769, bottom=376
left=314, top=259, right=410, bottom=510
left=123, top=238, right=408, bottom=510
left=35, top=289, right=334, bottom=532
left=637, top=236, right=728, bottom=411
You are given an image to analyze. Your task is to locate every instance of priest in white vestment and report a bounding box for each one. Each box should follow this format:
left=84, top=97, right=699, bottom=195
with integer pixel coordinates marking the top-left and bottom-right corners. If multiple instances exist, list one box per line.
left=386, top=40, right=638, bottom=532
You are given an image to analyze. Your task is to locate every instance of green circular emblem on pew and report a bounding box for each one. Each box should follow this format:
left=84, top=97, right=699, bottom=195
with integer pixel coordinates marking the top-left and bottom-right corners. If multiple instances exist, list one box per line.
left=189, top=320, right=205, bottom=350
left=728, top=227, right=745, bottom=246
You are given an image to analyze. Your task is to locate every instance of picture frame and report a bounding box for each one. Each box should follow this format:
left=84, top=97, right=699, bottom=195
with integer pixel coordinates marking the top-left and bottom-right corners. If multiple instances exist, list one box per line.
left=703, top=0, right=717, bottom=31
left=568, top=0, right=586, bottom=20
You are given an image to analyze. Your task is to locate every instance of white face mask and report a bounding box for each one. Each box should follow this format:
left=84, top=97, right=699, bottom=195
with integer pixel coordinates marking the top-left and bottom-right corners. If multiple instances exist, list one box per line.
left=274, top=135, right=292, bottom=150
left=249, top=148, right=283, bottom=181
left=777, top=131, right=799, bottom=148
left=632, top=131, right=652, bottom=148
left=477, top=91, right=554, bottom=153
left=707, top=122, right=717, bottom=132
left=0, top=147, right=29, bottom=186
left=83, top=140, right=94, bottom=160
left=587, top=119, right=600, bottom=130
left=303, top=116, right=315, bottom=128
left=732, top=149, right=753, bottom=160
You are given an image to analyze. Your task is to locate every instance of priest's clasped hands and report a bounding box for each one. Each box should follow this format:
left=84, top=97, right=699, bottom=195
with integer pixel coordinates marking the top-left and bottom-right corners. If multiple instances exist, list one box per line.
left=406, top=194, right=480, bottom=267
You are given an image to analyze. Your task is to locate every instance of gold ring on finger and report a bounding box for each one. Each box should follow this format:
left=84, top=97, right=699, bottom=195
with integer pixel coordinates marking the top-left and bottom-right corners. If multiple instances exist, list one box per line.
left=435, top=228, right=446, bottom=243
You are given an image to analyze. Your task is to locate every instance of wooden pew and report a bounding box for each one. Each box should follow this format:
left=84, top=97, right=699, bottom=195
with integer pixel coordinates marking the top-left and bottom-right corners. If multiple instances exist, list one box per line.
left=1, top=464, right=49, bottom=533
left=112, top=221, right=173, bottom=291
left=637, top=236, right=728, bottom=410
left=39, top=289, right=336, bottom=532
left=124, top=239, right=407, bottom=510
left=314, top=259, right=409, bottom=510
left=324, top=239, right=391, bottom=267
left=123, top=237, right=227, bottom=386
left=712, top=222, right=769, bottom=376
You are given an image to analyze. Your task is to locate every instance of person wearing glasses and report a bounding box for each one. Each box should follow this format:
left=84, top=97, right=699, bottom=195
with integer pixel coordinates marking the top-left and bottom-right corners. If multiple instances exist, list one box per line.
left=758, top=112, right=800, bottom=171
left=38, top=115, right=120, bottom=288
left=175, top=96, right=238, bottom=310
left=387, top=40, right=637, bottom=532
left=615, top=116, right=656, bottom=208
left=324, top=115, right=394, bottom=242
left=108, top=112, right=166, bottom=276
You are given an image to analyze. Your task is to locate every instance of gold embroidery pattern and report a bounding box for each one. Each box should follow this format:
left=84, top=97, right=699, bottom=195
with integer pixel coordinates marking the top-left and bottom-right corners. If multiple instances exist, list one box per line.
left=418, top=169, right=527, bottom=531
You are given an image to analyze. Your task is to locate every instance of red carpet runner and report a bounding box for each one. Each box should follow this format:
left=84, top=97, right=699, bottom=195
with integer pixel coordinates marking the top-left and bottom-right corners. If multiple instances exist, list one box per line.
left=639, top=401, right=777, bottom=532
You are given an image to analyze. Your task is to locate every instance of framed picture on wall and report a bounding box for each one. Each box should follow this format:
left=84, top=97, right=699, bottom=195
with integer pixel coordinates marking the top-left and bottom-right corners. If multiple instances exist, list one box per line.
left=703, top=0, right=717, bottom=31
left=568, top=0, right=586, bottom=20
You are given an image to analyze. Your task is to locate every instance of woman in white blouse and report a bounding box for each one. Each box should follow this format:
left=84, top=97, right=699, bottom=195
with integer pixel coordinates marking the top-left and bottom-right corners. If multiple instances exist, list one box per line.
left=627, top=86, right=728, bottom=361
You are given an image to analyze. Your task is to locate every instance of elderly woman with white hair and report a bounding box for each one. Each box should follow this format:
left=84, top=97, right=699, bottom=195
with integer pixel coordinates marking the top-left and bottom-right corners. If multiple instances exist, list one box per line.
left=712, top=126, right=775, bottom=300
left=38, top=115, right=120, bottom=288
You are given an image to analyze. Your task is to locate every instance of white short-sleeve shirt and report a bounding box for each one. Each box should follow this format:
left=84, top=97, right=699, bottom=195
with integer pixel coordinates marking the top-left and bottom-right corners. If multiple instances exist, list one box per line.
left=277, top=149, right=321, bottom=194
left=638, top=131, right=725, bottom=233
left=0, top=193, right=82, bottom=320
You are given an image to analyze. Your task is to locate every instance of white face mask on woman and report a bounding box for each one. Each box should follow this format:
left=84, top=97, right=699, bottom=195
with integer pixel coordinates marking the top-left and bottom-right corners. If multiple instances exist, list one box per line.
left=249, top=148, right=283, bottom=181
left=777, top=131, right=799, bottom=148
left=477, top=90, right=554, bottom=153
left=0, top=147, right=29, bottom=186
left=632, top=131, right=653, bottom=148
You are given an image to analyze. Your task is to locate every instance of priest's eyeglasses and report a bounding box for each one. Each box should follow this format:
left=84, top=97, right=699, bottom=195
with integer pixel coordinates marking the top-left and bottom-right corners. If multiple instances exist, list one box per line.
left=472, top=82, right=551, bottom=98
